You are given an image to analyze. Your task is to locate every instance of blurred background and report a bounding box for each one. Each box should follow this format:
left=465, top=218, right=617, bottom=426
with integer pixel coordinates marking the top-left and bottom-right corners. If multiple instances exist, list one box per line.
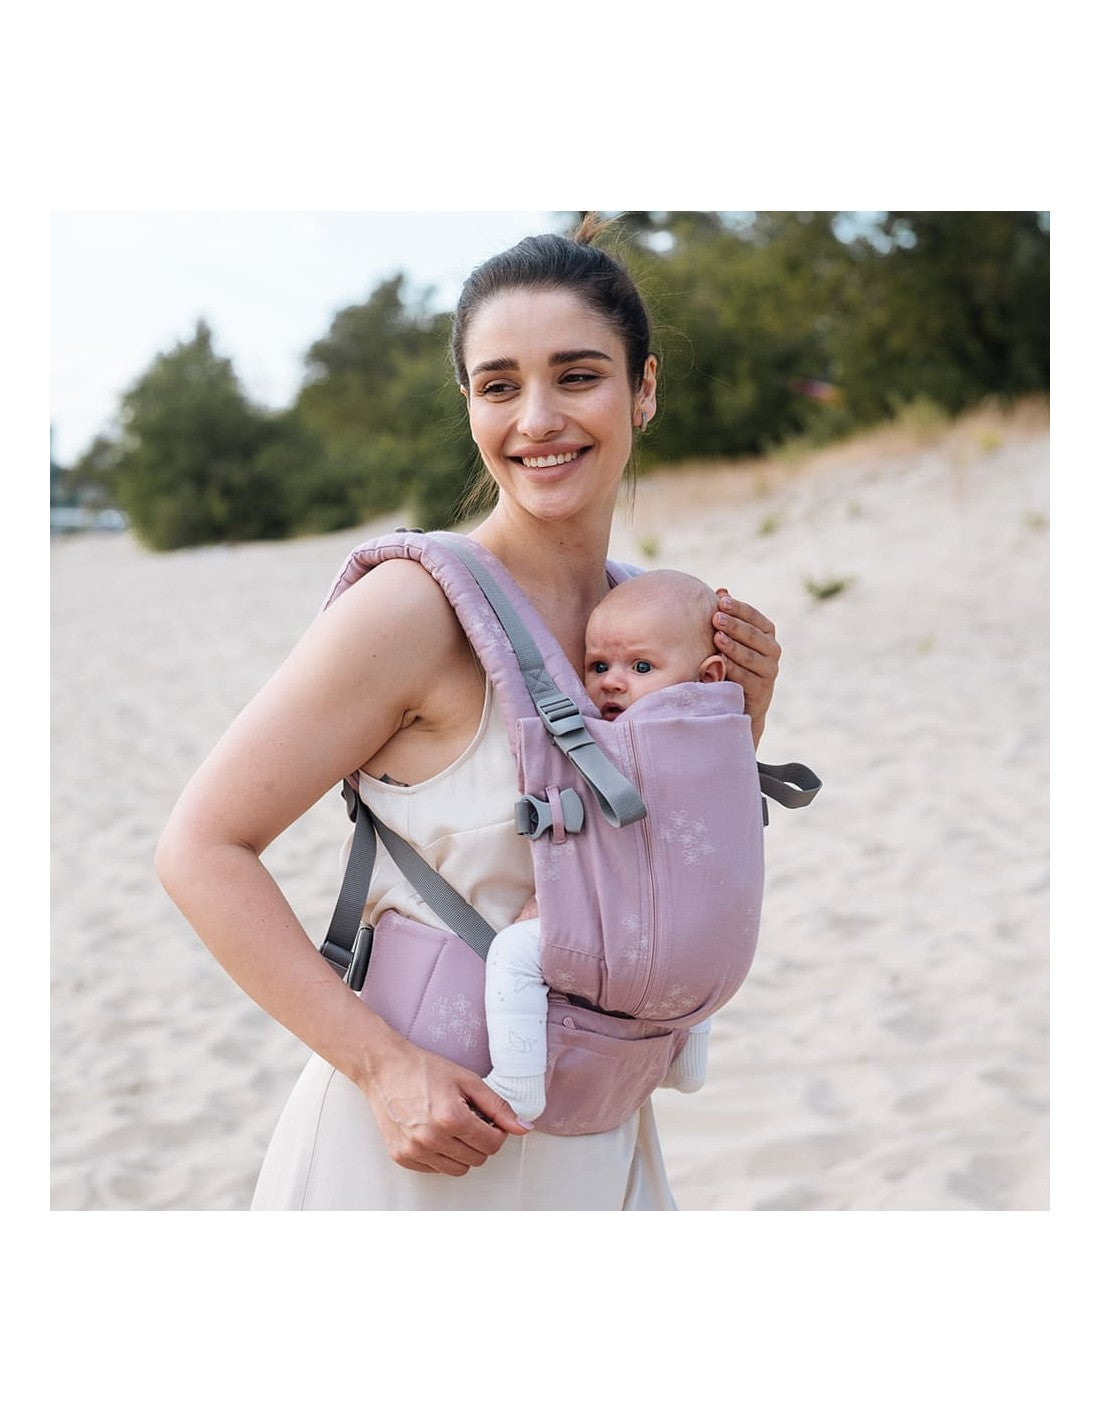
left=50, top=210, right=1049, bottom=547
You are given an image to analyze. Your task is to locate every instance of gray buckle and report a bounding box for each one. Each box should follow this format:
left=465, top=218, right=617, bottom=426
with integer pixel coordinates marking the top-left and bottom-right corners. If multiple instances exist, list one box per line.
left=320, top=922, right=374, bottom=990
left=515, top=788, right=585, bottom=840
left=536, top=692, right=595, bottom=753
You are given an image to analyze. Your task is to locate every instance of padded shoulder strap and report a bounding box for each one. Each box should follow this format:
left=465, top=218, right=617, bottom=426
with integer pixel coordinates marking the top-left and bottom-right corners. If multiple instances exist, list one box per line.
left=433, top=534, right=647, bottom=828
left=322, top=530, right=647, bottom=828
left=321, top=530, right=536, bottom=758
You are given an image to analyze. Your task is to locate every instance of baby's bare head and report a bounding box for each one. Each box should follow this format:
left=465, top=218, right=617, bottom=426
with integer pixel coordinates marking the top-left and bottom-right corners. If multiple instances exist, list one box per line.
left=594, top=571, right=717, bottom=656
left=584, top=571, right=724, bottom=720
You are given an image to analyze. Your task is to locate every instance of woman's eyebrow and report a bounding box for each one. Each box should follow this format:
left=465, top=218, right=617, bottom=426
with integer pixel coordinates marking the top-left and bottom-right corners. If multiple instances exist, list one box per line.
left=469, top=356, right=518, bottom=378
left=550, top=349, right=612, bottom=366
left=470, top=349, right=613, bottom=379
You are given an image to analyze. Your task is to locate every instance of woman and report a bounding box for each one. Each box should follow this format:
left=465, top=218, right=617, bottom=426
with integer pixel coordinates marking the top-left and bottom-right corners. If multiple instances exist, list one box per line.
left=156, top=217, right=781, bottom=1209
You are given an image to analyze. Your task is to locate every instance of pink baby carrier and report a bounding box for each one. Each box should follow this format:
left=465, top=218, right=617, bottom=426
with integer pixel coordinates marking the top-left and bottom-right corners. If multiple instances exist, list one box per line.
left=318, top=531, right=819, bottom=1135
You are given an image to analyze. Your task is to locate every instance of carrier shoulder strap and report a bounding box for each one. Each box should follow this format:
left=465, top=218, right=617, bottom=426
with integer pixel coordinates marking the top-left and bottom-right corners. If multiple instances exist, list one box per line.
left=323, top=530, right=647, bottom=829
left=432, top=533, right=647, bottom=829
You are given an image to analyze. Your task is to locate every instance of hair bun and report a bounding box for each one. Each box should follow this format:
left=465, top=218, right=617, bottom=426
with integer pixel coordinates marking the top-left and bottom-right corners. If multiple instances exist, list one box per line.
left=572, top=212, right=617, bottom=247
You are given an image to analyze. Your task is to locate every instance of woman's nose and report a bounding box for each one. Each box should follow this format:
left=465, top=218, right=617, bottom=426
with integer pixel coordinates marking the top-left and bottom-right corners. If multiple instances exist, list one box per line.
left=517, top=384, right=565, bottom=440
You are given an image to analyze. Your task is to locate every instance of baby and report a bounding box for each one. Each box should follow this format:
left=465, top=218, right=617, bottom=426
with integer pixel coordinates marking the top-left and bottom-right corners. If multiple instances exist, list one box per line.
left=483, top=569, right=726, bottom=1121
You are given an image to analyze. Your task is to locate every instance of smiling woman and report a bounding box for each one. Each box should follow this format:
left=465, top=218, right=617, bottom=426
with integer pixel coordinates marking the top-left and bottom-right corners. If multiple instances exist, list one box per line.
left=156, top=213, right=784, bottom=1210
left=451, top=215, right=656, bottom=524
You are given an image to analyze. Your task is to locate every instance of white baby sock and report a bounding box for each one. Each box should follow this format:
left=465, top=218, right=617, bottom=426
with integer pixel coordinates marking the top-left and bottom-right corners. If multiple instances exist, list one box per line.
left=483, top=1068, right=547, bottom=1121
left=660, top=1018, right=711, bottom=1093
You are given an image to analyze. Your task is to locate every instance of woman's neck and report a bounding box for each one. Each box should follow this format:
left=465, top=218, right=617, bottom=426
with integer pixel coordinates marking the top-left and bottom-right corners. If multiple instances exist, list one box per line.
left=470, top=506, right=614, bottom=673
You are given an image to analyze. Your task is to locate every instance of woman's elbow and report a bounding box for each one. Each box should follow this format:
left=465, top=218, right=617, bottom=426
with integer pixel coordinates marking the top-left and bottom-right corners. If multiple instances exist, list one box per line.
left=155, top=804, right=212, bottom=903
left=154, top=815, right=188, bottom=899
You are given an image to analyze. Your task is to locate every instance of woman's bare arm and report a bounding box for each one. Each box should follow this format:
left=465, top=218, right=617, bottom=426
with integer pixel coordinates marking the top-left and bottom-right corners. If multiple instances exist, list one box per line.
left=156, top=559, right=529, bottom=1173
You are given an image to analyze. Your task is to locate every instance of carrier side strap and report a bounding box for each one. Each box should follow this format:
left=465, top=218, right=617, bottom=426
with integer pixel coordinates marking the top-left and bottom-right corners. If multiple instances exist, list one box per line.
left=321, top=788, right=497, bottom=966
left=434, top=533, right=647, bottom=829
left=371, top=812, right=497, bottom=960
left=757, top=761, right=822, bottom=809
left=318, top=790, right=379, bottom=984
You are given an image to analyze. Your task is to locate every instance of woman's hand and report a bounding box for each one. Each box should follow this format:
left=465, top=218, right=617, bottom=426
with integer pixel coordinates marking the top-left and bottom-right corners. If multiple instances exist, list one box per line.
left=364, top=1035, right=532, bottom=1176
left=713, top=589, right=781, bottom=749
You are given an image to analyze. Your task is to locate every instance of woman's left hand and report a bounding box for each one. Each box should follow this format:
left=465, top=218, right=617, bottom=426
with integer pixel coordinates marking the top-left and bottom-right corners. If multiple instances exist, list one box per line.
left=713, top=589, right=781, bottom=749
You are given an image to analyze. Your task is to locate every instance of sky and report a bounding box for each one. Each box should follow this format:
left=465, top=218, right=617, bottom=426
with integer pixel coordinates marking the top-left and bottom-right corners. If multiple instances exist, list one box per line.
left=50, top=211, right=558, bottom=467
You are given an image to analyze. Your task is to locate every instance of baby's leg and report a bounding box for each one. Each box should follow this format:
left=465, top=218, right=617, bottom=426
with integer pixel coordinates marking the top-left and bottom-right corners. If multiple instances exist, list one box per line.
left=483, top=917, right=548, bottom=1121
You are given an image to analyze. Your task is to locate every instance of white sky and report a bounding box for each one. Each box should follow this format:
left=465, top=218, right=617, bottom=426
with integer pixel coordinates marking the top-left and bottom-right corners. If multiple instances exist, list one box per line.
left=50, top=211, right=557, bottom=466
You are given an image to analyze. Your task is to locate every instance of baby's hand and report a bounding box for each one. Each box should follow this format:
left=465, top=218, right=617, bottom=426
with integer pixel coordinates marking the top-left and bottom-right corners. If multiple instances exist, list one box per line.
left=515, top=896, right=539, bottom=923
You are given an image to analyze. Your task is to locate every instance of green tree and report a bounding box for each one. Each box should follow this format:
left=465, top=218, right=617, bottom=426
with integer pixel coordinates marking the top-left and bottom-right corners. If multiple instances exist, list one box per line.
left=296, top=275, right=475, bottom=528
left=105, top=320, right=290, bottom=551
left=602, top=210, right=1047, bottom=459
left=250, top=411, right=363, bottom=537
left=822, top=211, right=1049, bottom=420
left=635, top=212, right=857, bottom=465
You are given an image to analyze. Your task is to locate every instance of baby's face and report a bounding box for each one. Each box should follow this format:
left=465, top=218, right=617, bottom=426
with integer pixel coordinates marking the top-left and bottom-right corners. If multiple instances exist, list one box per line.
left=584, top=598, right=711, bottom=721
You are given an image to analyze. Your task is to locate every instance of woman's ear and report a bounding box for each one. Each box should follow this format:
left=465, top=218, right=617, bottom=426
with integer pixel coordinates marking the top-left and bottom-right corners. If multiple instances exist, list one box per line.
left=634, top=355, right=658, bottom=429
left=698, top=654, right=726, bottom=684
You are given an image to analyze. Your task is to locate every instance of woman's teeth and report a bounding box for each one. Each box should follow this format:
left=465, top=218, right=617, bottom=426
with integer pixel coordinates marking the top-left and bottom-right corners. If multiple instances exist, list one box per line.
left=520, top=451, right=581, bottom=468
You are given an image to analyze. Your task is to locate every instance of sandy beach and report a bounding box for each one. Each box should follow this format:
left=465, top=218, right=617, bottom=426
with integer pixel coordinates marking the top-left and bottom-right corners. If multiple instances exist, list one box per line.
left=50, top=401, right=1049, bottom=1211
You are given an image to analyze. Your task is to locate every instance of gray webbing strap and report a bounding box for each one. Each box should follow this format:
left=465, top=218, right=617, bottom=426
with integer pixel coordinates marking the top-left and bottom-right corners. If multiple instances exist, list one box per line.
left=434, top=534, right=647, bottom=828
left=757, top=762, right=822, bottom=809
left=321, top=791, right=378, bottom=955
left=371, top=812, right=496, bottom=959
left=320, top=791, right=496, bottom=967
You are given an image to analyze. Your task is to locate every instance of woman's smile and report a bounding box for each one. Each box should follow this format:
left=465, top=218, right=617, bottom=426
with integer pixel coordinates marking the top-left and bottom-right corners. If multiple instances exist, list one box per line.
left=515, top=448, right=586, bottom=469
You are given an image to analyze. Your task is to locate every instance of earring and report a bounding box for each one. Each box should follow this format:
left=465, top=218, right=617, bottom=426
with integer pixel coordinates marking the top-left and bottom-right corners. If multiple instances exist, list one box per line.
left=639, top=412, right=649, bottom=433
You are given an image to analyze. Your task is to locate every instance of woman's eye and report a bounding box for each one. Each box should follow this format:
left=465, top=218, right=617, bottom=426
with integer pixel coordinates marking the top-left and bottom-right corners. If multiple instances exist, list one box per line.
left=634, top=660, right=654, bottom=674
left=562, top=370, right=599, bottom=386
left=481, top=382, right=514, bottom=397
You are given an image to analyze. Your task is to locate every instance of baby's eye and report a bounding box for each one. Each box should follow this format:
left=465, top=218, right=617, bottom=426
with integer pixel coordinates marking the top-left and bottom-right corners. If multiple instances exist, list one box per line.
left=633, top=660, right=654, bottom=674
left=590, top=660, right=609, bottom=674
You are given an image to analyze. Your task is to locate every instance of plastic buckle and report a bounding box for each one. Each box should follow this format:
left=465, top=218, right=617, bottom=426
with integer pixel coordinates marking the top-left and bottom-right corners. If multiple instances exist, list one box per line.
left=319, top=922, right=374, bottom=989
left=346, top=923, right=374, bottom=992
left=319, top=939, right=352, bottom=975
left=536, top=693, right=591, bottom=748
left=515, top=788, right=585, bottom=840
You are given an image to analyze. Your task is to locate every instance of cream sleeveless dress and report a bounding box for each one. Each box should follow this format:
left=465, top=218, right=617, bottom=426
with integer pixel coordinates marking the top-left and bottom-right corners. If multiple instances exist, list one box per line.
left=251, top=682, right=676, bottom=1211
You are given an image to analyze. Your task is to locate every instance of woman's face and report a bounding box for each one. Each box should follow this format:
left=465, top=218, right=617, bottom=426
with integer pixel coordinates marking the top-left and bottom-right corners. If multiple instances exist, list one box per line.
left=461, top=287, right=656, bottom=526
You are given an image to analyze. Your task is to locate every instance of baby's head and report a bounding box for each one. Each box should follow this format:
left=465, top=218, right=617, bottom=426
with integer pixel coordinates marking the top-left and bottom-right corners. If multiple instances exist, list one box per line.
left=584, top=570, right=726, bottom=721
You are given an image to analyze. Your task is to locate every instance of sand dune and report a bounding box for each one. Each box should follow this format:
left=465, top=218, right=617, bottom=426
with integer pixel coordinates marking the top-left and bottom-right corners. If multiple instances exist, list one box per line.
left=50, top=403, right=1049, bottom=1209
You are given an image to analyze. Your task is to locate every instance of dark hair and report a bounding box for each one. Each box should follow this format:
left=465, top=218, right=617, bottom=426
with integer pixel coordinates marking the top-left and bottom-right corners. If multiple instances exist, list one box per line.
left=449, top=213, right=653, bottom=391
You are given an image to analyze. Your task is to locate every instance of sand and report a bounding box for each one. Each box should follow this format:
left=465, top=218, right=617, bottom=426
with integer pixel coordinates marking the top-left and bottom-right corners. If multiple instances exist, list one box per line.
left=50, top=402, right=1049, bottom=1210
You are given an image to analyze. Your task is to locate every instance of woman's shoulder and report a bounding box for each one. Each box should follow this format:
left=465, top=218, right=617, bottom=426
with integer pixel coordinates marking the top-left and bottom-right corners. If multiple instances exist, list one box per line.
left=320, top=553, right=469, bottom=662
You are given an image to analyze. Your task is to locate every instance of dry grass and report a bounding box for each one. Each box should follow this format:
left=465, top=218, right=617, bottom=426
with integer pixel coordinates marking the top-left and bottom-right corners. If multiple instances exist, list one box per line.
left=622, top=396, right=1049, bottom=538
